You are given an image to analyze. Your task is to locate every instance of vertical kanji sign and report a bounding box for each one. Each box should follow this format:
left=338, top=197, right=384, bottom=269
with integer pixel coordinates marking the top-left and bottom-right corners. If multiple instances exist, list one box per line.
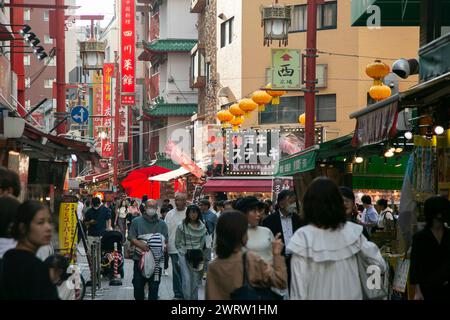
left=93, top=72, right=103, bottom=152
left=272, top=49, right=301, bottom=89
left=102, top=63, right=114, bottom=158
left=121, top=0, right=135, bottom=105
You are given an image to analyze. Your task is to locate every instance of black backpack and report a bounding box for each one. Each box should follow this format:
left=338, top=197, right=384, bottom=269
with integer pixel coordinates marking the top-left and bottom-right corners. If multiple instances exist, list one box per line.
left=230, top=252, right=283, bottom=300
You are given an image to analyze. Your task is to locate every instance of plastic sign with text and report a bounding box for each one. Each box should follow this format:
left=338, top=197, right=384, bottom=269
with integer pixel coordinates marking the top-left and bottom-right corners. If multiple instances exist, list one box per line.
left=102, top=63, right=114, bottom=158
left=121, top=0, right=135, bottom=105
left=272, top=49, right=301, bottom=89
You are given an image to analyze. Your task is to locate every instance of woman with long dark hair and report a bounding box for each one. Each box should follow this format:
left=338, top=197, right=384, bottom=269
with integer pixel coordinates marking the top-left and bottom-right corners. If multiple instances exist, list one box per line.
left=175, top=205, right=207, bottom=300
left=0, top=200, right=59, bottom=300
left=410, top=195, right=450, bottom=300
left=339, top=186, right=370, bottom=240
left=205, top=210, right=287, bottom=300
left=288, top=177, right=385, bottom=300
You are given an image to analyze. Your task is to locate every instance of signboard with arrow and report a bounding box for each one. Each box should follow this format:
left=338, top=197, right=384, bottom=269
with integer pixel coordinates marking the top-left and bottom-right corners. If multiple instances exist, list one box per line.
left=71, top=105, right=89, bottom=124
left=272, top=49, right=301, bottom=90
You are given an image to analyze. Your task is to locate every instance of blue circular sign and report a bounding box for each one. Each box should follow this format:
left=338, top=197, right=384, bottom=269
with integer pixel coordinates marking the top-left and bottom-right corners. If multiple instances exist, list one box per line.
left=71, top=106, right=89, bottom=124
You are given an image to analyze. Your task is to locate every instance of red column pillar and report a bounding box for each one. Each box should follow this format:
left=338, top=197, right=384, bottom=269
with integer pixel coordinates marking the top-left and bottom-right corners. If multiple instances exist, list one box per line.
left=56, top=0, right=66, bottom=134
left=304, top=0, right=319, bottom=148
left=10, top=0, right=26, bottom=116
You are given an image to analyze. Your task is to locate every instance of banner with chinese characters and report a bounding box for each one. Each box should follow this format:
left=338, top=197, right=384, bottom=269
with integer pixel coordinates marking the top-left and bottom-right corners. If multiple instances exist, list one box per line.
left=58, top=201, right=78, bottom=256
left=118, top=104, right=128, bottom=143
left=272, top=49, right=301, bottom=90
left=121, top=0, right=135, bottom=105
left=102, top=63, right=114, bottom=158
left=93, top=72, right=103, bottom=150
left=226, top=129, right=280, bottom=176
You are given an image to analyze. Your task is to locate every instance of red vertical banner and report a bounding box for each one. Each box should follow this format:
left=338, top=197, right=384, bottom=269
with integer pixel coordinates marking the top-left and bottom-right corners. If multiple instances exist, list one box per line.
left=92, top=72, right=103, bottom=149
left=102, top=63, right=114, bottom=158
left=121, top=0, right=135, bottom=105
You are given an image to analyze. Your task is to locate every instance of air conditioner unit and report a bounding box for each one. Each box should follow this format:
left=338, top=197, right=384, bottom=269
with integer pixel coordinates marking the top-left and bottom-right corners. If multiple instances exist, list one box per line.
left=0, top=112, right=25, bottom=139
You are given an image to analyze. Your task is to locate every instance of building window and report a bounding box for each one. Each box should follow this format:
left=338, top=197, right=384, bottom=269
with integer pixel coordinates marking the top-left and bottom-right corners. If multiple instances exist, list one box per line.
left=290, top=1, right=337, bottom=32
left=25, top=78, right=31, bottom=88
left=44, top=79, right=55, bottom=89
left=220, top=17, right=234, bottom=48
left=44, top=35, right=52, bottom=44
left=24, top=9, right=31, bottom=21
left=259, top=94, right=336, bottom=124
left=24, top=55, right=31, bottom=66
left=206, top=62, right=211, bottom=83
left=318, top=1, right=337, bottom=29
left=191, top=47, right=206, bottom=88
left=44, top=11, right=49, bottom=21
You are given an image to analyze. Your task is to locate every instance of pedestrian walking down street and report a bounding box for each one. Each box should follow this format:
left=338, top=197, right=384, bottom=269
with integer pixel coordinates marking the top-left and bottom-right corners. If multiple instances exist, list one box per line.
left=175, top=205, right=207, bottom=300
left=205, top=210, right=287, bottom=300
left=410, top=196, right=450, bottom=300
left=339, top=187, right=370, bottom=240
left=116, top=200, right=128, bottom=239
left=128, top=199, right=168, bottom=300
left=262, top=190, right=304, bottom=290
left=0, top=166, right=21, bottom=198
left=234, top=197, right=275, bottom=263
left=0, top=196, right=21, bottom=260
left=0, top=201, right=59, bottom=300
left=376, top=199, right=395, bottom=232
left=361, top=195, right=379, bottom=236
left=126, top=200, right=141, bottom=235
left=288, top=178, right=386, bottom=300
left=160, top=206, right=171, bottom=276
left=223, top=200, right=233, bottom=211
left=199, top=199, right=217, bottom=277
left=84, top=197, right=112, bottom=249
left=164, top=193, right=188, bottom=299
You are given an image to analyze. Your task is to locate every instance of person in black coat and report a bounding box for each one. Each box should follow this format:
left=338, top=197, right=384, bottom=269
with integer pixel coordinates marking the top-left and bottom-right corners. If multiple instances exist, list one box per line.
left=262, top=190, right=305, bottom=289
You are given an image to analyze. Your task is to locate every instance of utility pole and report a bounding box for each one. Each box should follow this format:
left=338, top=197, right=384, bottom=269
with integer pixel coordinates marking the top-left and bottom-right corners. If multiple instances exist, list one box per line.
left=55, top=0, right=66, bottom=135
left=304, top=0, right=321, bottom=148
left=113, top=51, right=120, bottom=194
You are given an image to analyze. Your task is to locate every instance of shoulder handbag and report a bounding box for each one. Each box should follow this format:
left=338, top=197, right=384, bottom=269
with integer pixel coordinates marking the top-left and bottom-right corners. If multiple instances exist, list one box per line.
left=357, top=252, right=389, bottom=300
left=230, top=252, right=283, bottom=300
left=183, top=224, right=204, bottom=270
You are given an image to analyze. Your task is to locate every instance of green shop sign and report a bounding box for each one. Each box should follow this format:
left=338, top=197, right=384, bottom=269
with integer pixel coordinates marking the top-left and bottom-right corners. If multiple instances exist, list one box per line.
left=276, top=150, right=315, bottom=176
left=352, top=176, right=403, bottom=190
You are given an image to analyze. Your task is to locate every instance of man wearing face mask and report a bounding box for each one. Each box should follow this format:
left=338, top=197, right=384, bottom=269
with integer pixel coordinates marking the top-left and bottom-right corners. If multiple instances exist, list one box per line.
left=129, top=199, right=168, bottom=300
left=84, top=196, right=112, bottom=248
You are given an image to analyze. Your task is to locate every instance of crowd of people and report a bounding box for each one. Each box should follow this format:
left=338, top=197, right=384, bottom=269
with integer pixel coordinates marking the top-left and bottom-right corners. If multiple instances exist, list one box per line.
left=0, top=164, right=449, bottom=300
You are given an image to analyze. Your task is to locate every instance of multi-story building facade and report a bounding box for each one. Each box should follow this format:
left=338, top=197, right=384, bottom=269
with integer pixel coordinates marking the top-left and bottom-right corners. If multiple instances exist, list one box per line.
left=139, top=0, right=198, bottom=160
left=212, top=0, right=419, bottom=140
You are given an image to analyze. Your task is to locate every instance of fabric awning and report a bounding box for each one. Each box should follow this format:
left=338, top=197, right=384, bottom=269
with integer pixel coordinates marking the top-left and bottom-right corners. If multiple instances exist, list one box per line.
left=148, top=167, right=190, bottom=182
left=350, top=98, right=399, bottom=148
left=202, top=178, right=273, bottom=193
left=276, top=146, right=318, bottom=176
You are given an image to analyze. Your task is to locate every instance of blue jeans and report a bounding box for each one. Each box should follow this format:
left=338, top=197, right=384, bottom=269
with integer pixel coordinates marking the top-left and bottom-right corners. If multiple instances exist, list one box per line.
left=132, top=260, right=160, bottom=300
left=179, top=254, right=202, bottom=300
left=170, top=253, right=183, bottom=299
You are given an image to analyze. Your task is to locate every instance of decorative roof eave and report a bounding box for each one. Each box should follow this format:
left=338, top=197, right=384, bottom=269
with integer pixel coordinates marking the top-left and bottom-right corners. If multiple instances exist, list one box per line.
left=143, top=103, right=198, bottom=117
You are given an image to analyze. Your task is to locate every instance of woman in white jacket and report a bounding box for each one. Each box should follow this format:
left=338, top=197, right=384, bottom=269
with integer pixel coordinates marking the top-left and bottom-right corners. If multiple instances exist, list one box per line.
left=287, top=177, right=386, bottom=300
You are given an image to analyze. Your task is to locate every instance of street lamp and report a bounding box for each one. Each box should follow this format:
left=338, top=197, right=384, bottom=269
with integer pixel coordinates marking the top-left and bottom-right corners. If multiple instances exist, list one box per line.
left=79, top=39, right=106, bottom=72
left=261, top=0, right=291, bottom=47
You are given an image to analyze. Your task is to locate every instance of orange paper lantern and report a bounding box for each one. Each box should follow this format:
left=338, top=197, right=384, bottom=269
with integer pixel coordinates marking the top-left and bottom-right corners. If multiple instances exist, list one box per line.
left=217, top=109, right=233, bottom=127
left=251, top=90, right=272, bottom=111
left=239, top=99, right=258, bottom=118
left=369, top=83, right=391, bottom=101
left=229, top=103, right=245, bottom=117
left=229, top=116, right=244, bottom=131
left=366, top=60, right=390, bottom=80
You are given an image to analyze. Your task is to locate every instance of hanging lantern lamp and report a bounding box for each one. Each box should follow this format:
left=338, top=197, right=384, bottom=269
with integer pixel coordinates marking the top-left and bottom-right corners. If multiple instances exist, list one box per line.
left=229, top=103, right=245, bottom=118
left=264, top=83, right=286, bottom=105
left=229, top=116, right=244, bottom=132
left=251, top=90, right=273, bottom=111
left=217, top=109, right=234, bottom=127
left=238, top=99, right=258, bottom=118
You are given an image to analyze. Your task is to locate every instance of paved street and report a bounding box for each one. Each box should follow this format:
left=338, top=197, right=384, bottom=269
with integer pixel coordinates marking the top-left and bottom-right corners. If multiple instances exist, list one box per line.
left=77, top=244, right=205, bottom=300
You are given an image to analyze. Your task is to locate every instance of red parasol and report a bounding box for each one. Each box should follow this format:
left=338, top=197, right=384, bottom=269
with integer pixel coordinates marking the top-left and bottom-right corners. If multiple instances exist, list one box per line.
left=121, top=166, right=171, bottom=199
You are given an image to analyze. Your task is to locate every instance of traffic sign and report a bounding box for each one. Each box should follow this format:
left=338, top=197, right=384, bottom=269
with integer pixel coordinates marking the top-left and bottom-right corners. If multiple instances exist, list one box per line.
left=71, top=106, right=89, bottom=124
left=272, top=49, right=301, bottom=90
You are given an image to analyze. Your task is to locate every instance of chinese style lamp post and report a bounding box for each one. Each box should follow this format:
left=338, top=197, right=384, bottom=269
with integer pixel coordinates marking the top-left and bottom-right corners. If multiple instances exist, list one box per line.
left=79, top=40, right=106, bottom=73
left=261, top=0, right=291, bottom=47
left=366, top=60, right=392, bottom=101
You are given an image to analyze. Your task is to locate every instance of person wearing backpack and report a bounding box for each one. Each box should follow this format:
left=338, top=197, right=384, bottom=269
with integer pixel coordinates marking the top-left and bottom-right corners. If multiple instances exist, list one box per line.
left=175, top=205, right=207, bottom=300
left=128, top=199, right=168, bottom=300
left=205, top=210, right=287, bottom=300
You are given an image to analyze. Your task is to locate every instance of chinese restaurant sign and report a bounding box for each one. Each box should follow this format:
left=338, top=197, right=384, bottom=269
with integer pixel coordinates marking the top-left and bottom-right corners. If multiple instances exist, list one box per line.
left=272, top=49, right=301, bottom=90
left=102, top=63, right=114, bottom=158
left=276, top=149, right=316, bottom=176
left=92, top=72, right=103, bottom=151
left=121, top=0, right=135, bottom=105
left=226, top=129, right=280, bottom=176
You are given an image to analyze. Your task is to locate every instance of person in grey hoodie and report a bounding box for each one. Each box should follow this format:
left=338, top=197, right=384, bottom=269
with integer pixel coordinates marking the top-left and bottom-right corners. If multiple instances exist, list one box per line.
left=175, top=205, right=207, bottom=300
